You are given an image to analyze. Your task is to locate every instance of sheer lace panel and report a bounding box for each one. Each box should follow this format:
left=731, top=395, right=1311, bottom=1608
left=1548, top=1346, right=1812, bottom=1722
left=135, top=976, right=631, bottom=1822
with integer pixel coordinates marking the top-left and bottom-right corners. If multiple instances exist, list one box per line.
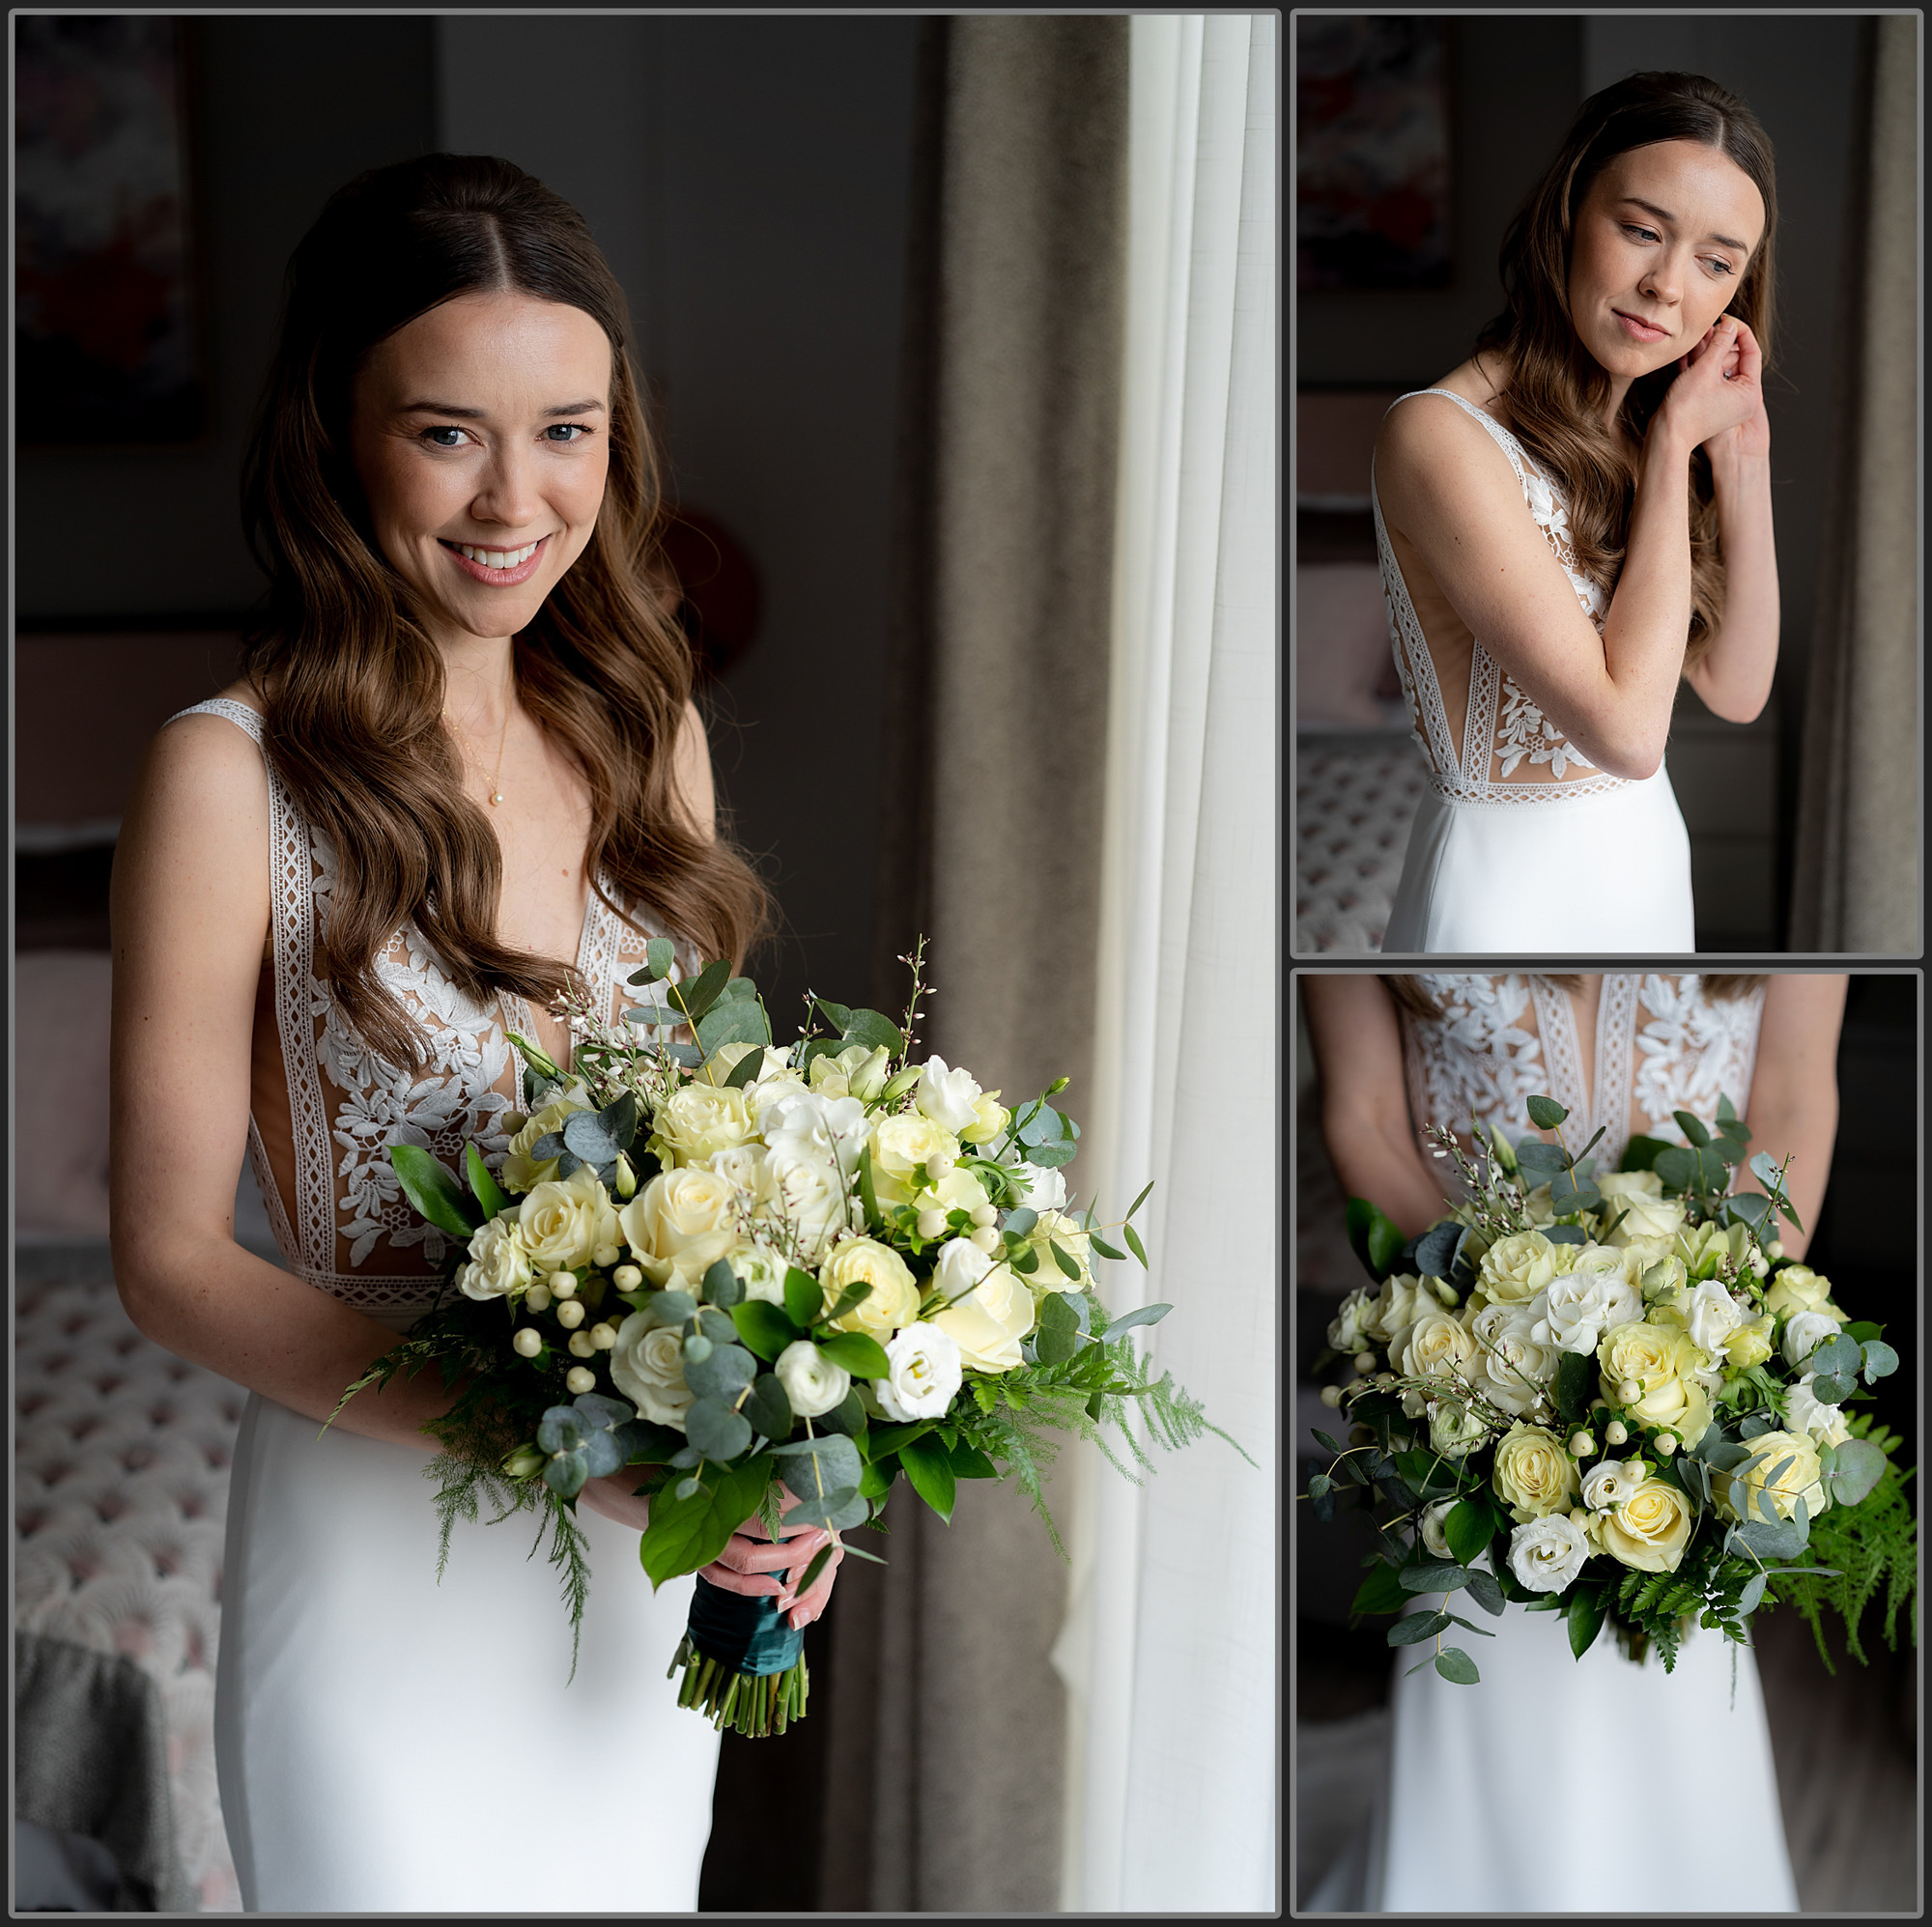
left=173, top=699, right=682, bottom=1317
left=1372, top=389, right=1627, bottom=804
left=1401, top=975, right=1765, bottom=1176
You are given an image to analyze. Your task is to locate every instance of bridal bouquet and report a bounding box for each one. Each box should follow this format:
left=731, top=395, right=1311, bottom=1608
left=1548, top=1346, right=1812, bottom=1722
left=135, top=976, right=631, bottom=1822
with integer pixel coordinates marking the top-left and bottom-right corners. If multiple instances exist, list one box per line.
left=1304, top=1093, right=1915, bottom=1686
left=334, top=940, right=1236, bottom=1731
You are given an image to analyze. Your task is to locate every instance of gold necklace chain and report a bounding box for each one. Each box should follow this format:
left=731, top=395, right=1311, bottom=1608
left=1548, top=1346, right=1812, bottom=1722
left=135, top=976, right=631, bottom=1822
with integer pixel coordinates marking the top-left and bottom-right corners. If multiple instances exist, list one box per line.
left=446, top=688, right=513, bottom=807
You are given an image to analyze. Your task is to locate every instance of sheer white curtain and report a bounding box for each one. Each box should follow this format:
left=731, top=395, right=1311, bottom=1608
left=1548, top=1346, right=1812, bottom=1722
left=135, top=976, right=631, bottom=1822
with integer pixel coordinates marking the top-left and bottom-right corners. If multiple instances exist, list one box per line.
left=1054, top=14, right=1277, bottom=1912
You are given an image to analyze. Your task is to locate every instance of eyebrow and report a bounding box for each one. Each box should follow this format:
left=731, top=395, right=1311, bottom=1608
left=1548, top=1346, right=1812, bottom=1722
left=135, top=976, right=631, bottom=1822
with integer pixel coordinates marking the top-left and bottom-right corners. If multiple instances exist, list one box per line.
left=398, top=398, right=607, bottom=417
left=1619, top=197, right=1752, bottom=254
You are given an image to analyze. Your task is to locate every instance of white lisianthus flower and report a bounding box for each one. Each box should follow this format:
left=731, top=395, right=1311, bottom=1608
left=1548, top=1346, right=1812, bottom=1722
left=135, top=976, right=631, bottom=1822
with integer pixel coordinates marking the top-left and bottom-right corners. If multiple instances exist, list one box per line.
left=520, top=1164, right=624, bottom=1273
left=1008, top=1159, right=1068, bottom=1214
left=1783, top=1373, right=1854, bottom=1448
left=774, top=1340, right=852, bottom=1419
left=1507, top=1514, right=1591, bottom=1594
left=915, top=1055, right=984, bottom=1134
left=1682, top=1280, right=1745, bottom=1356
left=1419, top=1499, right=1458, bottom=1561
left=458, top=1214, right=534, bottom=1300
left=727, top=1240, right=789, bottom=1306
left=761, top=1089, right=870, bottom=1176
left=1328, top=1288, right=1378, bottom=1355
left=1579, top=1457, right=1647, bottom=1515
left=610, top=1316, right=695, bottom=1430
left=873, top=1321, right=963, bottom=1421
left=1469, top=1301, right=1560, bottom=1415
left=1782, top=1310, right=1840, bottom=1369
left=1526, top=1261, right=1639, bottom=1357
left=1426, top=1398, right=1490, bottom=1459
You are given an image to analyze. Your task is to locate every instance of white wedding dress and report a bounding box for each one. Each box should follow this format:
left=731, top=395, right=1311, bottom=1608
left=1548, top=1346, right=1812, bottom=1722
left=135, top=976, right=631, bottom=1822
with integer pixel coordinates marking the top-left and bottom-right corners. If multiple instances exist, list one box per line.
left=1374, top=390, right=1697, bottom=954
left=1313, top=975, right=1798, bottom=1913
left=177, top=700, right=722, bottom=1912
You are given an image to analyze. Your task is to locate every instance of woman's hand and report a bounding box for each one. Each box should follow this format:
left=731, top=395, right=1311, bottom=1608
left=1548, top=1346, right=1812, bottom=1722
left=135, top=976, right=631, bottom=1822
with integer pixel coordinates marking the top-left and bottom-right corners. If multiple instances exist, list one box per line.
left=579, top=1467, right=654, bottom=1534
left=699, top=1484, right=844, bottom=1631
left=1657, top=316, right=1764, bottom=456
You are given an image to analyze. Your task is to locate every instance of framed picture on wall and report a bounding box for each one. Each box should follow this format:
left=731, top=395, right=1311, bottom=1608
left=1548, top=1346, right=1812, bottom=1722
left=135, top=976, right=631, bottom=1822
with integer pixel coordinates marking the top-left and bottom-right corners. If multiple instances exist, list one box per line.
left=15, top=14, right=206, bottom=443
left=1297, top=15, right=1453, bottom=290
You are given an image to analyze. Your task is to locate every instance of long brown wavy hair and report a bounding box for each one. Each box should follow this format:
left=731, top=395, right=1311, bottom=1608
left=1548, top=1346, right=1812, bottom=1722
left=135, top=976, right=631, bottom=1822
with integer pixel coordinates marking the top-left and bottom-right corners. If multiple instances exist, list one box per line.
left=1474, top=71, right=1778, bottom=666
left=240, top=154, right=771, bottom=1066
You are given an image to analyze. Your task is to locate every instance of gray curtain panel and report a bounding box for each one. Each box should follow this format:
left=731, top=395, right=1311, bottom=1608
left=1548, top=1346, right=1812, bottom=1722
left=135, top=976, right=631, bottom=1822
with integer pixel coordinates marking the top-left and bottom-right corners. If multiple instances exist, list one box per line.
left=14, top=1629, right=195, bottom=1913
left=1787, top=13, right=1918, bottom=952
left=830, top=14, right=1129, bottom=1913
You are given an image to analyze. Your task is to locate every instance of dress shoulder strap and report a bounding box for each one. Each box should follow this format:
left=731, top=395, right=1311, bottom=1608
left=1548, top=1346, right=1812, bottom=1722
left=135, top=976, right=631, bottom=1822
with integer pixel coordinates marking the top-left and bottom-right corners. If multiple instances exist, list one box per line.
left=168, top=695, right=267, bottom=744
left=1385, top=388, right=1530, bottom=487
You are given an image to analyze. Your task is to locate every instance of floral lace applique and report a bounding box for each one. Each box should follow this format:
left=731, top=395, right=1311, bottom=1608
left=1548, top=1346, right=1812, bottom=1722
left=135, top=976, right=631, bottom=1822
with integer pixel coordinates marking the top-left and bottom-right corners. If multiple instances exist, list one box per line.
left=1632, top=975, right=1766, bottom=1137
left=1402, top=974, right=1551, bottom=1149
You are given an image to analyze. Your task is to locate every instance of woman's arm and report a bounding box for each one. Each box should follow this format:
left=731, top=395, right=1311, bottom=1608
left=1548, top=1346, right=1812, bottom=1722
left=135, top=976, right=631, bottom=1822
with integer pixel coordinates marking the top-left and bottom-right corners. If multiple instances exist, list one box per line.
left=1730, top=974, right=1847, bottom=1261
left=1681, top=409, right=1779, bottom=723
left=1301, top=976, right=1446, bottom=1237
left=673, top=697, right=717, bottom=841
left=1376, top=320, right=1763, bottom=779
left=109, top=714, right=461, bottom=1445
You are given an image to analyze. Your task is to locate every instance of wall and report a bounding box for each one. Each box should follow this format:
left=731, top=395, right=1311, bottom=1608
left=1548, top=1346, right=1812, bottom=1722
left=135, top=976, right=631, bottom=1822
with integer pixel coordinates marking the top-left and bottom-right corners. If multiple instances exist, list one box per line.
left=438, top=17, right=921, bottom=1028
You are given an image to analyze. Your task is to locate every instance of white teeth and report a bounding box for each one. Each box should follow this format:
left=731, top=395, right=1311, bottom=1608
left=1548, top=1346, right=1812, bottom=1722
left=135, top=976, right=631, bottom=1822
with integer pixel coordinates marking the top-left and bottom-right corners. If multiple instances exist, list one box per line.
left=457, top=541, right=539, bottom=567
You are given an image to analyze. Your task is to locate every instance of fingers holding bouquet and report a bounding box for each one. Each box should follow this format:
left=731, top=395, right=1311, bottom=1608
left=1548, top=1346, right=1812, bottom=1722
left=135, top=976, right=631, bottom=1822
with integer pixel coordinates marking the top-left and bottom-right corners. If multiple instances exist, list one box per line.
left=700, top=1483, right=844, bottom=1629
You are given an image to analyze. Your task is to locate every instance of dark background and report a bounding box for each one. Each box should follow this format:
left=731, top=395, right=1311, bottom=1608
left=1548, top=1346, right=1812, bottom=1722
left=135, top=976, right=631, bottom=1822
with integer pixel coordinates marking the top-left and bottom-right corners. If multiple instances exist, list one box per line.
left=15, top=14, right=922, bottom=1038
left=1295, top=14, right=1868, bottom=949
left=14, top=14, right=926, bottom=1908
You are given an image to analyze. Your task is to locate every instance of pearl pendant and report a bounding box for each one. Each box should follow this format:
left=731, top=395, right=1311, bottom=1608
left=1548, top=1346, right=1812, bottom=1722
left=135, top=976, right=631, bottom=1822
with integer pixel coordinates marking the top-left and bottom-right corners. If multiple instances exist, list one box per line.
left=490, top=791, right=503, bottom=806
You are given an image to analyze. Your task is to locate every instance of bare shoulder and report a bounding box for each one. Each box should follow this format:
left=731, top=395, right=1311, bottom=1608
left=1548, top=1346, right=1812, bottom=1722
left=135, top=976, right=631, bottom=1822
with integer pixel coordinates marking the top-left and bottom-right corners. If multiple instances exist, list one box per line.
left=1375, top=363, right=1523, bottom=531
left=122, top=679, right=272, bottom=880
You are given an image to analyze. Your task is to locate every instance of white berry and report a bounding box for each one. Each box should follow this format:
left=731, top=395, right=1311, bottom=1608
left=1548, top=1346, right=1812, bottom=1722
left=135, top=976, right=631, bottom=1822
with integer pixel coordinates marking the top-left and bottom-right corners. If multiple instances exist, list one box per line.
left=1619, top=1379, right=1642, bottom=1404
left=593, top=1243, right=620, bottom=1268
left=916, top=1209, right=948, bottom=1240
left=551, top=1272, right=580, bottom=1299
left=970, top=1204, right=998, bottom=1228
left=556, top=1300, right=586, bottom=1330
left=1605, top=1420, right=1629, bottom=1446
left=613, top=1265, right=643, bottom=1289
left=591, top=1323, right=617, bottom=1350
left=565, top=1366, right=597, bottom=1394
left=1353, top=1351, right=1378, bottom=1374
left=968, top=1226, right=1000, bottom=1255
left=1320, top=1384, right=1344, bottom=1409
left=512, top=1327, right=543, bottom=1357
left=568, top=1331, right=597, bottom=1358
left=526, top=1285, right=554, bottom=1312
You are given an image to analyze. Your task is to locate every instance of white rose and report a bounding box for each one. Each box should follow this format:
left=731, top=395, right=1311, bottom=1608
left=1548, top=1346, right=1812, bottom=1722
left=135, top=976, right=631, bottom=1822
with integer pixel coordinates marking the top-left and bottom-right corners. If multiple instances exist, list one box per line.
left=1579, top=1457, right=1647, bottom=1515
left=618, top=1167, right=739, bottom=1288
left=930, top=1235, right=994, bottom=1308
left=1782, top=1310, right=1840, bottom=1368
left=1598, top=1170, right=1690, bottom=1245
left=774, top=1340, right=851, bottom=1419
left=1507, top=1514, right=1591, bottom=1594
left=520, top=1165, right=624, bottom=1273
left=873, top=1321, right=963, bottom=1421
left=930, top=1261, right=1037, bottom=1374
left=1469, top=1301, right=1561, bottom=1416
left=915, top=1055, right=984, bottom=1134
left=1419, top=1499, right=1457, bottom=1560
left=762, top=1146, right=858, bottom=1264
left=1682, top=1280, right=1744, bottom=1357
left=459, top=1214, right=534, bottom=1300
left=1782, top=1373, right=1853, bottom=1448
left=1427, top=1398, right=1490, bottom=1459
left=1008, top=1160, right=1068, bottom=1214
left=810, top=1043, right=894, bottom=1104
left=609, top=1317, right=694, bottom=1430
left=1328, top=1288, right=1378, bottom=1355
left=760, top=1090, right=870, bottom=1177
left=707, top=1143, right=773, bottom=1208
left=727, top=1240, right=789, bottom=1306
left=1398, top=1310, right=1477, bottom=1386
left=700, top=1042, right=794, bottom=1091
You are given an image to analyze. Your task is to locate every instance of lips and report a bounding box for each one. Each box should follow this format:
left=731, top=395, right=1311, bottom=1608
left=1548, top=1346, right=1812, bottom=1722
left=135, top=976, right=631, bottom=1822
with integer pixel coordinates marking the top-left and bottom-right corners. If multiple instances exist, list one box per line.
left=1613, top=309, right=1669, bottom=343
left=440, top=535, right=550, bottom=585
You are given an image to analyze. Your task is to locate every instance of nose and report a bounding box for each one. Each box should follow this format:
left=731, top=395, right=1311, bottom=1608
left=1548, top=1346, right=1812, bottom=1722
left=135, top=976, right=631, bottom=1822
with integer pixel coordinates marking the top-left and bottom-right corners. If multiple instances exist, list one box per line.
left=1637, top=248, right=1685, bottom=308
left=469, top=439, right=544, bottom=530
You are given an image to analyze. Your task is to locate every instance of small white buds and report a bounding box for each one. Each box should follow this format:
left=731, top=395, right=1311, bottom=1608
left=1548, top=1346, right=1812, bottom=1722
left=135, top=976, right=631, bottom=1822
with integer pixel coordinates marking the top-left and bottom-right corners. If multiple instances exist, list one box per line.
left=512, top=1327, right=543, bottom=1358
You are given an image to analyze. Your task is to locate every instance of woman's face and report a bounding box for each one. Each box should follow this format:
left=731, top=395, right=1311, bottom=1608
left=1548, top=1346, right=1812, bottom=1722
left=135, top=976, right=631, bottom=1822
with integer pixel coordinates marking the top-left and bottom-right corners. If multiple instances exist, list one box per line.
left=350, top=289, right=612, bottom=650
left=1566, top=138, right=1766, bottom=380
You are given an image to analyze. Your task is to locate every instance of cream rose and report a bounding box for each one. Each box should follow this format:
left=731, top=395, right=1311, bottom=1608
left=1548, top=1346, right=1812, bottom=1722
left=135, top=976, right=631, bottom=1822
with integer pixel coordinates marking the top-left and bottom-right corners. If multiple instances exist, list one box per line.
left=873, top=1321, right=963, bottom=1421
left=618, top=1167, right=739, bottom=1288
left=809, top=1043, right=893, bottom=1103
left=1781, top=1310, right=1841, bottom=1369
left=1363, top=1273, right=1432, bottom=1347
left=610, top=1316, right=695, bottom=1430
left=1598, top=1170, right=1689, bottom=1246
left=1020, top=1210, right=1094, bottom=1293
left=1397, top=1310, right=1478, bottom=1387
left=1723, top=1314, right=1776, bottom=1371
left=520, top=1165, right=624, bottom=1273
left=647, top=1082, right=759, bottom=1168
left=1419, top=1499, right=1457, bottom=1560
left=499, top=1085, right=595, bottom=1193
left=1764, top=1264, right=1836, bottom=1321
left=1716, top=1430, right=1830, bottom=1525
left=1782, top=1374, right=1854, bottom=1449
left=1508, top=1514, right=1591, bottom=1594
left=931, top=1260, right=1037, bottom=1374
left=914, top=1055, right=984, bottom=1134
left=1594, top=1476, right=1695, bottom=1573
left=1597, top=1321, right=1714, bottom=1450
left=774, top=1340, right=852, bottom=1419
left=868, top=1112, right=963, bottom=1206
left=1492, top=1422, right=1580, bottom=1522
left=700, top=1043, right=794, bottom=1090
left=762, top=1146, right=857, bottom=1263
left=1467, top=1301, right=1560, bottom=1416
left=819, top=1236, right=922, bottom=1338
left=458, top=1213, right=535, bottom=1301
left=1477, top=1231, right=1580, bottom=1306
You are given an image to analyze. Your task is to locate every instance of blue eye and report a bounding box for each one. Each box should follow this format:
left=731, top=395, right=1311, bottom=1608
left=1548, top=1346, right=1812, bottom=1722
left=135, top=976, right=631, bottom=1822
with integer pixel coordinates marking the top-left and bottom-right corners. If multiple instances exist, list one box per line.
left=546, top=423, right=590, bottom=442
left=421, top=426, right=467, bottom=449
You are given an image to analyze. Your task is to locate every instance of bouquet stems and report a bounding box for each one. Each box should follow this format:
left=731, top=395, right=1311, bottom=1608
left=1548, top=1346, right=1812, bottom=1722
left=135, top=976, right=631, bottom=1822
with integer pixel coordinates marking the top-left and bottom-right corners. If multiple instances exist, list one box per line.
left=668, top=1629, right=809, bottom=1737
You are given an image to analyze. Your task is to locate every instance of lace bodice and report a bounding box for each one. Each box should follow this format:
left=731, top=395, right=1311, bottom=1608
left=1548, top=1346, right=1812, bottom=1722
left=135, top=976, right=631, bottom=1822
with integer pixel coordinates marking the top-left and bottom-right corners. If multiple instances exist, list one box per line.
left=1372, top=388, right=1628, bottom=804
left=179, top=698, right=679, bottom=1317
left=1401, top=974, right=1764, bottom=1172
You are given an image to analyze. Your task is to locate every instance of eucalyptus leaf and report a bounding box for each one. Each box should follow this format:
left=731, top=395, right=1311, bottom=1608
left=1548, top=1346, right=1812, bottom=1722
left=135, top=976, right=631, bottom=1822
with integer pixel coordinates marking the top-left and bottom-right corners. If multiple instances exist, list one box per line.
left=782, top=1486, right=872, bottom=1532
left=684, top=1398, right=753, bottom=1462
left=1101, top=1302, right=1173, bottom=1342
left=1034, top=1291, right=1083, bottom=1366
left=1397, top=1559, right=1469, bottom=1594
left=1387, top=1611, right=1451, bottom=1647
left=1525, top=1094, right=1569, bottom=1129
left=1435, top=1648, right=1481, bottom=1685
left=1463, top=1570, right=1506, bottom=1617
left=702, top=1259, right=745, bottom=1309
left=769, top=1431, right=864, bottom=1502
left=1672, top=1110, right=1712, bottom=1148
left=1824, top=1436, right=1887, bottom=1506
left=682, top=1342, right=756, bottom=1402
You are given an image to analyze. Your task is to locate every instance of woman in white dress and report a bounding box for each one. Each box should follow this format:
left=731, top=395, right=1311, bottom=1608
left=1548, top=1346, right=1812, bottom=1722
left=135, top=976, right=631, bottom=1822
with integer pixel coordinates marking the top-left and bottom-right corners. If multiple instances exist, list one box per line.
left=1372, top=72, right=1782, bottom=953
left=108, top=156, right=843, bottom=1912
left=1302, top=971, right=1848, bottom=1911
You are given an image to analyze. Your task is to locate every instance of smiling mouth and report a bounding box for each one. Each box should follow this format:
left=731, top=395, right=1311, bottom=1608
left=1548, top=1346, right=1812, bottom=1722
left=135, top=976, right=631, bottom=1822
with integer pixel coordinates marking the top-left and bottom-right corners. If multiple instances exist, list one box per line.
left=439, top=535, right=551, bottom=584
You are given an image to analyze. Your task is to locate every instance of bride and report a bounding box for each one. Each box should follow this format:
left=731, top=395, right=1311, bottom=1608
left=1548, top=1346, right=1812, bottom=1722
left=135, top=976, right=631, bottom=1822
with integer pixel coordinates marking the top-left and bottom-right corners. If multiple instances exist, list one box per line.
left=1371, top=72, right=1780, bottom=953
left=107, top=155, right=843, bottom=1911
left=1301, top=971, right=1848, bottom=1911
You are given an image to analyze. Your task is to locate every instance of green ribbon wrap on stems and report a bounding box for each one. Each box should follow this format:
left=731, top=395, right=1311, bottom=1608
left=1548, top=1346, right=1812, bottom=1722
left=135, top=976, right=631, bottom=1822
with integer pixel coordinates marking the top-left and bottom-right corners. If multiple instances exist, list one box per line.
left=668, top=1573, right=810, bottom=1737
